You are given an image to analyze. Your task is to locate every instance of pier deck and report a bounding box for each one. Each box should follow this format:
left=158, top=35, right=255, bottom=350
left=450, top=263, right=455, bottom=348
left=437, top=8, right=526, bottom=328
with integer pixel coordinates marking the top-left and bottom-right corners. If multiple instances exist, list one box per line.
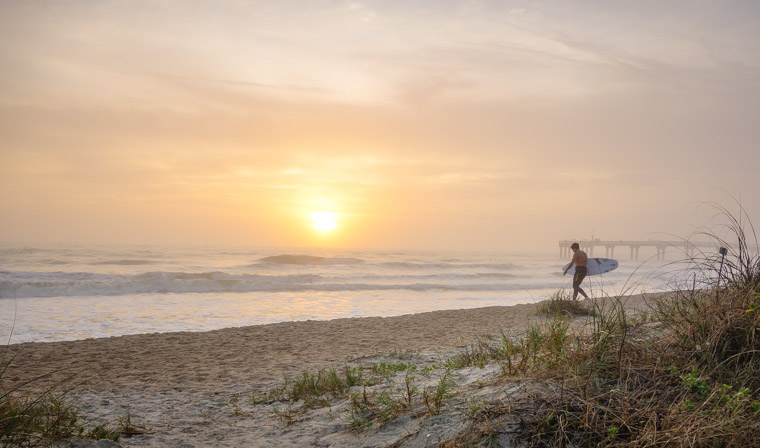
left=558, top=239, right=719, bottom=260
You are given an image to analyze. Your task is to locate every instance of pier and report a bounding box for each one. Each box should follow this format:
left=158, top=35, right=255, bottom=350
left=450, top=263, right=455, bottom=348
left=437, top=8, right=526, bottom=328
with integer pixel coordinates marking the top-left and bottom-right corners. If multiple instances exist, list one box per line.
left=559, top=239, right=719, bottom=261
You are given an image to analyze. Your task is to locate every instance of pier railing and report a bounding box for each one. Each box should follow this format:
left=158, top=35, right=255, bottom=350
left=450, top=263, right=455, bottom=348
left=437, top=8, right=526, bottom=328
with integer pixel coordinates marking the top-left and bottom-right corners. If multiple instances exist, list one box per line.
left=558, top=239, right=719, bottom=260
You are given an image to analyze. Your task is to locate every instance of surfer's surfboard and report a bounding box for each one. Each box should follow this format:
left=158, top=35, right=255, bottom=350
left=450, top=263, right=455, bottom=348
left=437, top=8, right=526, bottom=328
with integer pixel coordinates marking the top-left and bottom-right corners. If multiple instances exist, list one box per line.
left=563, top=257, right=618, bottom=276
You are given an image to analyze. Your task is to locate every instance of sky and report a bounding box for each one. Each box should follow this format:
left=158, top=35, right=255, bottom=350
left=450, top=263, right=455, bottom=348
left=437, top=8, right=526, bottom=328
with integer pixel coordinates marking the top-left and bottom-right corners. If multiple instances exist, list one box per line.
left=1, top=1, right=759, bottom=253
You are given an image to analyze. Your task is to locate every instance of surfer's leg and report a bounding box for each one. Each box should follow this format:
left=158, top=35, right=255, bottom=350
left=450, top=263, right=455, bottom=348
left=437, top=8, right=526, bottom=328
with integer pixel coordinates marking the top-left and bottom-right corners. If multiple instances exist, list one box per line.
left=572, top=273, right=580, bottom=299
left=573, top=269, right=589, bottom=299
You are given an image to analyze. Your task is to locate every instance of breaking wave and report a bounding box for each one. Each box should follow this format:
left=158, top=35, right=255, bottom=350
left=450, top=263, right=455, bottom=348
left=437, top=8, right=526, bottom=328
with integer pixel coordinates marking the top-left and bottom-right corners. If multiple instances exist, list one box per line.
left=1, top=271, right=320, bottom=298
left=91, top=259, right=156, bottom=266
left=0, top=270, right=554, bottom=298
left=378, top=262, right=520, bottom=270
left=257, top=255, right=364, bottom=265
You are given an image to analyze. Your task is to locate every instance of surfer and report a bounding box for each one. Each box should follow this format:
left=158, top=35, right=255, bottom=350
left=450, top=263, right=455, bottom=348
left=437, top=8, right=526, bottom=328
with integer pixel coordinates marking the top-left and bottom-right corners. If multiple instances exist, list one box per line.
left=563, top=242, right=589, bottom=300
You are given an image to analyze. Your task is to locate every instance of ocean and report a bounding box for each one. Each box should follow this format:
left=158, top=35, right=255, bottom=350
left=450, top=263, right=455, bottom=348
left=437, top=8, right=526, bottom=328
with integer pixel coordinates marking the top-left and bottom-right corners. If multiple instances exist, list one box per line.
left=0, top=244, right=676, bottom=344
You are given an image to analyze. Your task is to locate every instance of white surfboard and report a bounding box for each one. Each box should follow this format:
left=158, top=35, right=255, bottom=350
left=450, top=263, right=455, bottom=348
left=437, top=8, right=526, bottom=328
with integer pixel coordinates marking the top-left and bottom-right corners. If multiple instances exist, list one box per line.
left=563, top=257, right=618, bottom=276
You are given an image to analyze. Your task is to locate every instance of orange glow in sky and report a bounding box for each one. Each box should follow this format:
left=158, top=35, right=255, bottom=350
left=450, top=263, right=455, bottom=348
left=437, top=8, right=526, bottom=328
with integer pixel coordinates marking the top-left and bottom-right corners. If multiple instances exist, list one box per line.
left=0, top=2, right=759, bottom=251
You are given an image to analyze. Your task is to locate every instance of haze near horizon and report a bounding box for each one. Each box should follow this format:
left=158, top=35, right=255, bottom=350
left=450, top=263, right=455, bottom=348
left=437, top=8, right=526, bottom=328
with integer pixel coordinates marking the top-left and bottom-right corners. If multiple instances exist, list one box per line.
left=1, top=1, right=759, bottom=252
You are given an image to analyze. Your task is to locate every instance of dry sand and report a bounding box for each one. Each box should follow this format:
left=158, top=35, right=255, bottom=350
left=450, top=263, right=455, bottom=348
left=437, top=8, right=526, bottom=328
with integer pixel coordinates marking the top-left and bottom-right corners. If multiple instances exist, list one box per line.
left=3, top=294, right=653, bottom=447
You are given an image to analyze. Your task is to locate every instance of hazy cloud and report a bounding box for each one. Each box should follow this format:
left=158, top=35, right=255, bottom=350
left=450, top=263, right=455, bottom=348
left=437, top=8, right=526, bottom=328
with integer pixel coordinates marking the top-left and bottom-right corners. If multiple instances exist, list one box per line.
left=1, top=0, right=759, bottom=250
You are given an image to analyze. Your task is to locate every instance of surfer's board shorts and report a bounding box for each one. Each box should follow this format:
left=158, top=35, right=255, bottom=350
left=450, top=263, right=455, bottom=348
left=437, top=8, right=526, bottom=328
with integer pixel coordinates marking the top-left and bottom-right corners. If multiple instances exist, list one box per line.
left=573, top=266, right=587, bottom=289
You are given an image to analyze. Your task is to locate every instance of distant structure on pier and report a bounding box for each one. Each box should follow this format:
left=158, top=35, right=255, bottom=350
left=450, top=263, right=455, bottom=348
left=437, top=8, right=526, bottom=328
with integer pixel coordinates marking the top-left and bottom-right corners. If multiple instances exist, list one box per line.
left=558, top=239, right=719, bottom=260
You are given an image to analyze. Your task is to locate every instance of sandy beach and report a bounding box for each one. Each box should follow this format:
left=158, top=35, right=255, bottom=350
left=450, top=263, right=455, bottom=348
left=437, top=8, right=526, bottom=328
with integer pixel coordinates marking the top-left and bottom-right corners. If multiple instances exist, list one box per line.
left=5, top=303, right=552, bottom=393
left=4, top=295, right=652, bottom=447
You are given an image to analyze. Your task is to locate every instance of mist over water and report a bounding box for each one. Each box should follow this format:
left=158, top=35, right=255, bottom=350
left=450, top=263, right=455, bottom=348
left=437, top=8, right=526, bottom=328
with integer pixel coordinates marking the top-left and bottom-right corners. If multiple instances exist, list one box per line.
left=0, top=244, right=680, bottom=344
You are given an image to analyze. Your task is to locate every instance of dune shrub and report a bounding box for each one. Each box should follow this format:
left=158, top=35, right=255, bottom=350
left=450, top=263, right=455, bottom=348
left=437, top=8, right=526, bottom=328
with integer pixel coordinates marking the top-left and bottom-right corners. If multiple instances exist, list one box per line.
left=504, top=203, right=760, bottom=447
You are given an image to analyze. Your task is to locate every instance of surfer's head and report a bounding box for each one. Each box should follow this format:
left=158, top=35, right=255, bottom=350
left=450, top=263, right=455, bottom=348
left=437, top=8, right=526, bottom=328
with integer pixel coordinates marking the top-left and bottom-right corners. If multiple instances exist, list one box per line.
left=570, top=242, right=580, bottom=250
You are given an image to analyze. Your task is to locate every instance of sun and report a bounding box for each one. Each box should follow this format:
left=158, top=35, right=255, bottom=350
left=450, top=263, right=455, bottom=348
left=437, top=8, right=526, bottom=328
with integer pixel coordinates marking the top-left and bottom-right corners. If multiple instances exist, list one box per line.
left=310, top=211, right=338, bottom=232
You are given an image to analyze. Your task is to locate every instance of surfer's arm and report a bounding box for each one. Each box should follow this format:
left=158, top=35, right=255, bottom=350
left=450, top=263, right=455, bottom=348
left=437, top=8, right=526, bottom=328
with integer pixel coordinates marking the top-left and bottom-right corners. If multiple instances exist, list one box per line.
left=563, top=259, right=575, bottom=276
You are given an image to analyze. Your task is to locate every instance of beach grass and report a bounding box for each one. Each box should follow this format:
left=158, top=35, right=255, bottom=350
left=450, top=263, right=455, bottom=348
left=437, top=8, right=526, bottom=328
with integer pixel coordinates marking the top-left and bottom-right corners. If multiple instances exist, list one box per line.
left=536, top=289, right=594, bottom=318
left=461, top=204, right=760, bottom=447
left=1, top=329, right=127, bottom=448
left=0, top=378, right=122, bottom=447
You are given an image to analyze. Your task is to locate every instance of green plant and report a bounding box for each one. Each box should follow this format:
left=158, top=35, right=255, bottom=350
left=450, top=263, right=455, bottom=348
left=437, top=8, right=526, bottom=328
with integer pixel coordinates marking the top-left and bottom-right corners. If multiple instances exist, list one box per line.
left=0, top=366, right=121, bottom=447
left=402, top=370, right=418, bottom=406
left=681, top=367, right=709, bottom=397
left=423, top=369, right=455, bottom=416
left=420, top=363, right=441, bottom=375
left=348, top=410, right=372, bottom=432
left=283, top=366, right=363, bottom=404
left=467, top=397, right=484, bottom=417
left=508, top=204, right=760, bottom=447
left=343, top=365, right=363, bottom=387
left=370, top=361, right=413, bottom=375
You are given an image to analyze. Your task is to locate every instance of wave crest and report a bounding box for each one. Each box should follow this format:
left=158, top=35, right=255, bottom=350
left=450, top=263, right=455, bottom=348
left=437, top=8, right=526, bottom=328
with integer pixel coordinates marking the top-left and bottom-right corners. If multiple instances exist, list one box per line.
left=257, top=255, right=364, bottom=265
left=0, top=271, right=321, bottom=298
left=92, top=260, right=156, bottom=266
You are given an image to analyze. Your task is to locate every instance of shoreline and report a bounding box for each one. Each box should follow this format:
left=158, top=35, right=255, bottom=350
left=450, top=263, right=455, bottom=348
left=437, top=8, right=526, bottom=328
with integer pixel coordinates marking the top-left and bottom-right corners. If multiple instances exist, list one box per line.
left=5, top=303, right=543, bottom=393
left=0, top=294, right=550, bottom=346
left=4, top=294, right=653, bottom=395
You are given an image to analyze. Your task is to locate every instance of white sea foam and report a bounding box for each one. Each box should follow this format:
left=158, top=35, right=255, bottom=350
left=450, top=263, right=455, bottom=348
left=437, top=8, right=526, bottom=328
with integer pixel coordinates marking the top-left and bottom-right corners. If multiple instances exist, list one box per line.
left=0, top=270, right=553, bottom=298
